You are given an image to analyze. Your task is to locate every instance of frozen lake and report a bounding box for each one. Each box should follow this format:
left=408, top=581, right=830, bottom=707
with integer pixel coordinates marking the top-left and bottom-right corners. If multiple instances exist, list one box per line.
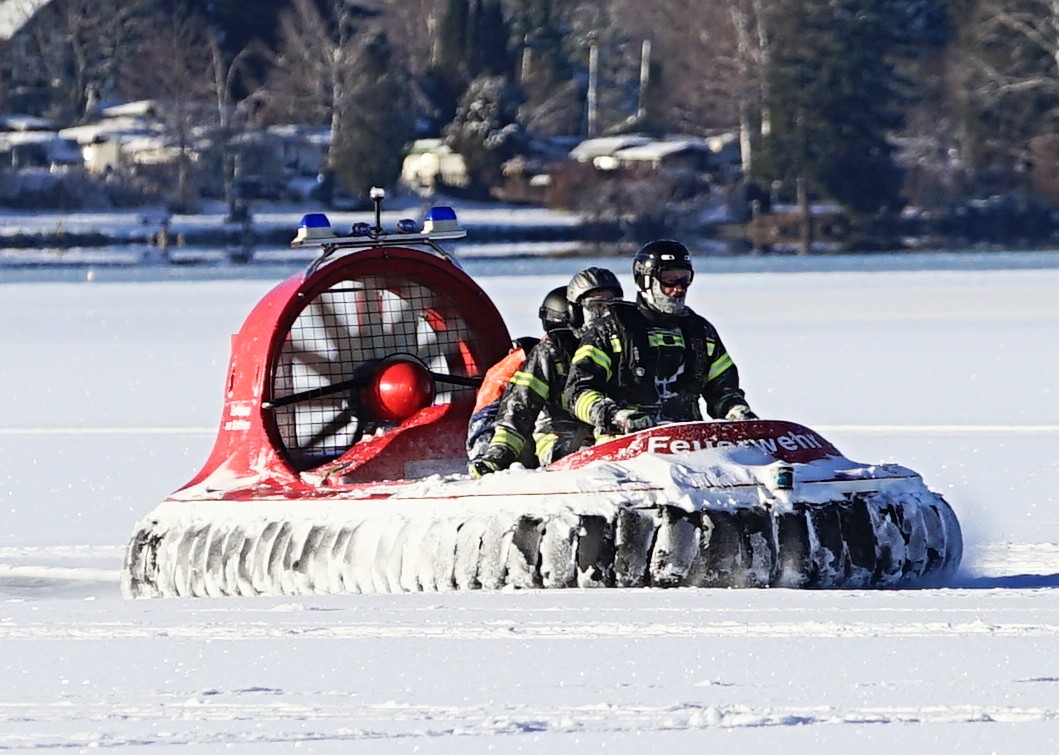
left=1, top=249, right=1058, bottom=751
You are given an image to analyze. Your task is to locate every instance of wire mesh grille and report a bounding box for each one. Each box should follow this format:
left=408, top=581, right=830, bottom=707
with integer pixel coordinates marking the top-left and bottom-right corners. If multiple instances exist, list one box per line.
left=270, top=272, right=479, bottom=470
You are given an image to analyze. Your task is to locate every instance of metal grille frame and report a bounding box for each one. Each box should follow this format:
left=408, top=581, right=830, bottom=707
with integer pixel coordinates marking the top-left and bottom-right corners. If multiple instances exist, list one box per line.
left=265, top=249, right=505, bottom=471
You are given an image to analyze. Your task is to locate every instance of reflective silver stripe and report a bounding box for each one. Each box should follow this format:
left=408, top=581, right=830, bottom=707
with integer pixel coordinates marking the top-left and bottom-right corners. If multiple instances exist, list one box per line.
left=707, top=353, right=734, bottom=382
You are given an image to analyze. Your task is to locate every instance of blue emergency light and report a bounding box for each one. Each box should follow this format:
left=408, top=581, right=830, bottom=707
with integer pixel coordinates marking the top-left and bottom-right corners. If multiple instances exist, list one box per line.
left=423, top=206, right=460, bottom=233
left=293, top=213, right=334, bottom=243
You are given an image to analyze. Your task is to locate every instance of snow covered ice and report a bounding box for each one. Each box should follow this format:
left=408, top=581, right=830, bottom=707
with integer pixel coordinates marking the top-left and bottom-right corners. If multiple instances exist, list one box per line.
left=1, top=251, right=1059, bottom=750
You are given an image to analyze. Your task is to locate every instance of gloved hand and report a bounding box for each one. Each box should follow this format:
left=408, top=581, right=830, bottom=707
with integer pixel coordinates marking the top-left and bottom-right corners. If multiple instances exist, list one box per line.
left=469, top=445, right=515, bottom=479
left=608, top=407, right=654, bottom=434
left=469, top=457, right=501, bottom=479
left=725, top=404, right=758, bottom=421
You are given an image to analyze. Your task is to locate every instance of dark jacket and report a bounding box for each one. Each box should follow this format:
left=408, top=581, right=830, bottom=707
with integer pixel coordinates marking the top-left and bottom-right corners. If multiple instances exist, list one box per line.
left=563, top=300, right=749, bottom=433
left=485, top=328, right=594, bottom=466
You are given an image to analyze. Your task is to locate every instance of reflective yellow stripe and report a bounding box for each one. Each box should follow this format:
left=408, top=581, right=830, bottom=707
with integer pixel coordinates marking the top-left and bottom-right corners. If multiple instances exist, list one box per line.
left=491, top=426, right=525, bottom=454
left=573, top=344, right=612, bottom=381
left=609, top=335, right=622, bottom=353
left=535, top=433, right=556, bottom=458
left=574, top=389, right=604, bottom=424
left=510, top=370, right=549, bottom=399
left=647, top=330, right=684, bottom=348
left=707, top=353, right=734, bottom=382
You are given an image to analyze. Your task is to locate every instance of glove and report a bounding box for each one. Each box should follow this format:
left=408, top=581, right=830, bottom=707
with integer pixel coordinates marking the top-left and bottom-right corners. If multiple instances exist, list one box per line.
left=725, top=404, right=758, bottom=421
left=608, top=407, right=654, bottom=434
left=469, top=444, right=515, bottom=479
left=469, top=458, right=501, bottom=479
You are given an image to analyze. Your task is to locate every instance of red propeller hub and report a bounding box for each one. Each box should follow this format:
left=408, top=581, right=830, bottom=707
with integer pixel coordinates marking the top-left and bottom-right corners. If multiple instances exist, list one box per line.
left=362, top=358, right=437, bottom=423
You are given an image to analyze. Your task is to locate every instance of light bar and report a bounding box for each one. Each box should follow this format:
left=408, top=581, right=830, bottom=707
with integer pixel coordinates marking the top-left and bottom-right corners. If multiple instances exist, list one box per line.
left=291, top=200, right=466, bottom=254
left=423, top=206, right=460, bottom=233
left=293, top=213, right=334, bottom=243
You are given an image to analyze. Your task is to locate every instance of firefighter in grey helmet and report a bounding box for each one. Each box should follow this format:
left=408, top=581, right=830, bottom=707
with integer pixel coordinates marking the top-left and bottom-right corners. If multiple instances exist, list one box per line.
left=564, top=239, right=756, bottom=437
left=566, top=266, right=623, bottom=335
left=470, top=268, right=624, bottom=478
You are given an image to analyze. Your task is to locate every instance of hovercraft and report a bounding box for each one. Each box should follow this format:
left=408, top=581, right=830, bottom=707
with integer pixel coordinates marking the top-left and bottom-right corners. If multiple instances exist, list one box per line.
left=122, top=193, right=962, bottom=598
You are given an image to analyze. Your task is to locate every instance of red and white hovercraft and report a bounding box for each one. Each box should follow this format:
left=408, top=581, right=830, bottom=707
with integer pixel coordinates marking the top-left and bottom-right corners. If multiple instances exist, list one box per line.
left=122, top=192, right=962, bottom=598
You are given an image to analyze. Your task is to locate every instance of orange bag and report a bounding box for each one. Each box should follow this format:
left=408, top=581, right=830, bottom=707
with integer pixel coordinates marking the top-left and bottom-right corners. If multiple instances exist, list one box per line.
left=473, top=347, right=528, bottom=413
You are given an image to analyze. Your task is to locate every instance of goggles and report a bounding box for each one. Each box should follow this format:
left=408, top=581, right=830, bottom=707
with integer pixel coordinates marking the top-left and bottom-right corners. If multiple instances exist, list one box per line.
left=581, top=291, right=616, bottom=320
left=657, top=269, right=693, bottom=289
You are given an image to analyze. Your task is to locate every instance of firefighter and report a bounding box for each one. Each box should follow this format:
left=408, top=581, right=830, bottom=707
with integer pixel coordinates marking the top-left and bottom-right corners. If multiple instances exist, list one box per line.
left=470, top=268, right=623, bottom=478
left=466, top=284, right=568, bottom=468
left=564, top=239, right=756, bottom=438
left=465, top=334, right=540, bottom=465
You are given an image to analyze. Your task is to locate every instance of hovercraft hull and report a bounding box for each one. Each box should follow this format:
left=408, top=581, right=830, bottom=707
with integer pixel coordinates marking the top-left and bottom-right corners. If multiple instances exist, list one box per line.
left=123, top=421, right=962, bottom=597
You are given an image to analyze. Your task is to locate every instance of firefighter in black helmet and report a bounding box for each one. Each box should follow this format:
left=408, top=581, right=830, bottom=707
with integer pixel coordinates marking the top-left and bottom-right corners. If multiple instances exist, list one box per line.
left=464, top=293, right=554, bottom=466
left=471, top=268, right=624, bottom=478
left=564, top=239, right=756, bottom=437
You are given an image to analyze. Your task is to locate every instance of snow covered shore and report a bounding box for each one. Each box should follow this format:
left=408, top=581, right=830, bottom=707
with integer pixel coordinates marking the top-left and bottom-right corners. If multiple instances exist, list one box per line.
left=0, top=198, right=593, bottom=250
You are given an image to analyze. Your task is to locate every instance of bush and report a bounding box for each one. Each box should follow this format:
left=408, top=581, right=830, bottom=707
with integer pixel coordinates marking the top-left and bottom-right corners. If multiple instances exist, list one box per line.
left=545, top=161, right=711, bottom=243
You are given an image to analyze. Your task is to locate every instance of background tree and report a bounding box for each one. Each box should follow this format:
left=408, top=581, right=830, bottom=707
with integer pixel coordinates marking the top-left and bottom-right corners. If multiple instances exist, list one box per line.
left=265, top=0, right=385, bottom=200
left=470, top=0, right=512, bottom=77
left=760, top=0, right=919, bottom=216
left=14, top=0, right=155, bottom=122
left=422, top=0, right=472, bottom=132
left=443, top=74, right=526, bottom=195
left=162, top=0, right=288, bottom=59
left=606, top=0, right=743, bottom=137
left=423, top=0, right=515, bottom=134
left=267, top=0, right=358, bottom=124
left=720, top=0, right=772, bottom=175
left=943, top=0, right=1059, bottom=195
left=121, top=7, right=217, bottom=212
left=508, top=0, right=582, bottom=136
left=563, top=3, right=642, bottom=136
left=208, top=32, right=270, bottom=218
left=158, top=0, right=291, bottom=100
left=329, top=30, right=417, bottom=197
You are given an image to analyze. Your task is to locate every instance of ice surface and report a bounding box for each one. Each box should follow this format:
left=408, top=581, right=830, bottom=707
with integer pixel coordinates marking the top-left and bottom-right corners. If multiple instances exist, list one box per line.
left=1, top=253, right=1058, bottom=750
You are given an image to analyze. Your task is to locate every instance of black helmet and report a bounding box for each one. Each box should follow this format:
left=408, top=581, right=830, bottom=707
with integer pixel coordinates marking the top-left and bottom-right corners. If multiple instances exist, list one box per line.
left=538, top=286, right=570, bottom=331
left=632, top=239, right=694, bottom=314
left=512, top=336, right=541, bottom=354
left=633, top=239, right=693, bottom=290
left=566, top=267, right=623, bottom=330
